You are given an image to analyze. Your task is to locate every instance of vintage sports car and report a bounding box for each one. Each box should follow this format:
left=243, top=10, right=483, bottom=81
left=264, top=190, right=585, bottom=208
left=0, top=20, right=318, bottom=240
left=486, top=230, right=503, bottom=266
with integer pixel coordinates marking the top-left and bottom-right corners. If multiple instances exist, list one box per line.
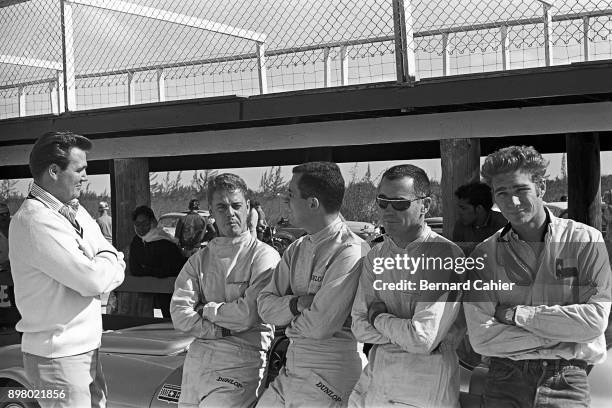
left=1, top=320, right=611, bottom=407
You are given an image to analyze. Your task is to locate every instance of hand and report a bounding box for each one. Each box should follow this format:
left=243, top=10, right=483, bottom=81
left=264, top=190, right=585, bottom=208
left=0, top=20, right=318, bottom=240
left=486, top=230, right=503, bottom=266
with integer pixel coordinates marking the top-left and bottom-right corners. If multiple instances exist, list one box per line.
left=297, top=294, right=315, bottom=313
left=195, top=303, right=204, bottom=316
left=368, top=301, right=387, bottom=325
left=494, top=304, right=516, bottom=325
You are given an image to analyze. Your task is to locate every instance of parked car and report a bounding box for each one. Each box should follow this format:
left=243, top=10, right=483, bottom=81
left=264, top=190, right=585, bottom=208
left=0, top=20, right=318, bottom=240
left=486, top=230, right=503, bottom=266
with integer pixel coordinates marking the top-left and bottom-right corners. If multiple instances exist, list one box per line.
left=158, top=210, right=210, bottom=237
left=269, top=218, right=380, bottom=255
left=2, top=322, right=609, bottom=407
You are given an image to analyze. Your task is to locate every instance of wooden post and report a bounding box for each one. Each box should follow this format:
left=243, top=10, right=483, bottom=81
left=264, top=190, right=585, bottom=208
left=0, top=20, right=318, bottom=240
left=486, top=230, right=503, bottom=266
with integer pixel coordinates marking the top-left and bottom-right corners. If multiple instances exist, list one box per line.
left=109, top=158, right=153, bottom=316
left=567, top=133, right=601, bottom=230
left=156, top=69, right=166, bottom=102
left=582, top=16, right=590, bottom=62
left=392, top=0, right=416, bottom=83
left=440, top=138, right=481, bottom=239
left=17, top=86, right=26, bottom=117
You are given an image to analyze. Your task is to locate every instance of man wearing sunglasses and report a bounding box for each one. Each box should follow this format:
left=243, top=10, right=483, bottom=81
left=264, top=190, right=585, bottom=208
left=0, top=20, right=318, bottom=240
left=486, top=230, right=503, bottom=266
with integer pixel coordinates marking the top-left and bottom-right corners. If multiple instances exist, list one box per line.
left=349, top=164, right=464, bottom=407
left=464, top=146, right=611, bottom=408
left=257, top=162, right=369, bottom=407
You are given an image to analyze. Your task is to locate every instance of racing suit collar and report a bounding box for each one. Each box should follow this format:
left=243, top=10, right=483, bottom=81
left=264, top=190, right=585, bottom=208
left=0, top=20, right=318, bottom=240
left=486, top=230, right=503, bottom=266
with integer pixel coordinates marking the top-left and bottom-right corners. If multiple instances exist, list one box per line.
left=385, top=223, right=432, bottom=251
left=211, top=230, right=252, bottom=247
left=307, top=216, right=343, bottom=245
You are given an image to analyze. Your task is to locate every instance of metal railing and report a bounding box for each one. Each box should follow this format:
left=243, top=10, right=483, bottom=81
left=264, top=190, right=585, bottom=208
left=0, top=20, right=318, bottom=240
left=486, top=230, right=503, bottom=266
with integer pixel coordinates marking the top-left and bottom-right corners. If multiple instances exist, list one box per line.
left=1, top=0, right=611, bottom=120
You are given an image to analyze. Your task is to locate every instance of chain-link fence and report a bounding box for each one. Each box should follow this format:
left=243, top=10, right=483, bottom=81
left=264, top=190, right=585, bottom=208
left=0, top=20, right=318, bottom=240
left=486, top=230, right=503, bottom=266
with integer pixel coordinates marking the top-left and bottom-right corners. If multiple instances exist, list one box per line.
left=1, top=0, right=611, bottom=120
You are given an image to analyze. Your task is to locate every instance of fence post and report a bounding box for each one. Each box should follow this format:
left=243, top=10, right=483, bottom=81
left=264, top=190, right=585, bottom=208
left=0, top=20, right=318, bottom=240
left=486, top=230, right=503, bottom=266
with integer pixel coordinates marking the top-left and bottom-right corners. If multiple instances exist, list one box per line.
left=156, top=69, right=166, bottom=102
left=340, top=45, right=349, bottom=86
left=442, top=33, right=450, bottom=76
left=127, top=71, right=135, bottom=105
left=257, top=42, right=268, bottom=94
left=18, top=86, right=26, bottom=117
left=582, top=16, right=590, bottom=61
left=60, top=0, right=77, bottom=111
left=541, top=1, right=554, bottom=66
left=501, top=25, right=510, bottom=70
left=49, top=76, right=60, bottom=115
left=392, top=0, right=416, bottom=83
left=323, top=47, right=331, bottom=87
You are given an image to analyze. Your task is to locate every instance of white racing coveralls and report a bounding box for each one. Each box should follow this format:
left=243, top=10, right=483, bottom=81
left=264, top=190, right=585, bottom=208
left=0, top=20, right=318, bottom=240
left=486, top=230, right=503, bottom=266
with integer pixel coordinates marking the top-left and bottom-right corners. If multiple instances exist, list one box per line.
left=349, top=225, right=464, bottom=408
left=170, top=231, right=280, bottom=407
left=257, top=218, right=369, bottom=407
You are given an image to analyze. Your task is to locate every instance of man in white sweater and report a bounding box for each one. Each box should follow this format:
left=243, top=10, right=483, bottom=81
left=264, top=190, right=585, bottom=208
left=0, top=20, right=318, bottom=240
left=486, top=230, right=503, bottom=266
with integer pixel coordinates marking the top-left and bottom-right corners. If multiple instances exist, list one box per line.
left=9, top=131, right=126, bottom=408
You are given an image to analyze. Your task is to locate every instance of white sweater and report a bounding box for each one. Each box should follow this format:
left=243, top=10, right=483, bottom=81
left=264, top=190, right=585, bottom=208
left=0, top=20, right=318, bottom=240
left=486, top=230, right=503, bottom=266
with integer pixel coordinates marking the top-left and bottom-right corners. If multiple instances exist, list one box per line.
left=9, top=198, right=125, bottom=358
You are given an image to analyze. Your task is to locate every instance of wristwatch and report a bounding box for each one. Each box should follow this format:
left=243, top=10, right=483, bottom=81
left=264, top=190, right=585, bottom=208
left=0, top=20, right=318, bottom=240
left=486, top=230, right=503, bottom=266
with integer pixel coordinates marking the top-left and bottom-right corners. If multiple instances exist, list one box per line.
left=505, top=306, right=516, bottom=325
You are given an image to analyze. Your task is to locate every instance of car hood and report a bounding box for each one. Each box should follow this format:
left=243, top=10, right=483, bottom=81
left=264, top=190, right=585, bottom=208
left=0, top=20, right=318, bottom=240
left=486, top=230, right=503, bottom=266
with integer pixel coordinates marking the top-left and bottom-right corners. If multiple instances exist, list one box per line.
left=101, top=323, right=194, bottom=356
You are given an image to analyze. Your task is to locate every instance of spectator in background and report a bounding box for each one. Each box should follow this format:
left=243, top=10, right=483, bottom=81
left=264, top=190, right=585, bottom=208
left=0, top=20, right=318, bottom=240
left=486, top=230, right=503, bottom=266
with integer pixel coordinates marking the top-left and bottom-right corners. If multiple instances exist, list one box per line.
left=175, top=199, right=206, bottom=257
left=96, top=201, right=112, bottom=244
left=130, top=205, right=186, bottom=317
left=247, top=199, right=260, bottom=240
left=453, top=181, right=507, bottom=256
left=0, top=202, right=12, bottom=308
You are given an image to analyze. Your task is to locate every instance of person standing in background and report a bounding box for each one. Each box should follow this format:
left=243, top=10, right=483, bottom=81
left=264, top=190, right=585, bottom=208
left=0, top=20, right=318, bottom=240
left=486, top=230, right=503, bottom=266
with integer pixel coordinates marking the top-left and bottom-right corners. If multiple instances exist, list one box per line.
left=96, top=201, right=113, bottom=244
left=0, top=202, right=12, bottom=308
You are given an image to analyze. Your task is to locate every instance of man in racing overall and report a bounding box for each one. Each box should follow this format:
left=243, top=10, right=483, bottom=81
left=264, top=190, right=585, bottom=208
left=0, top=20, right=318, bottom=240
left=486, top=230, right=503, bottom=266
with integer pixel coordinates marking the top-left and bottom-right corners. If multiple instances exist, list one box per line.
left=464, top=145, right=611, bottom=408
left=171, top=173, right=280, bottom=407
left=257, top=162, right=369, bottom=407
left=349, top=164, right=464, bottom=408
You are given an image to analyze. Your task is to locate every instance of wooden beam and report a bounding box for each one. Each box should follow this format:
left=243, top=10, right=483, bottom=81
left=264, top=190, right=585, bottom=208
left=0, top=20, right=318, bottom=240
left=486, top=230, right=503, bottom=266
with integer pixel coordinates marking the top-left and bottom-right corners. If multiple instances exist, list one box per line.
left=109, top=158, right=153, bottom=317
left=440, top=138, right=481, bottom=239
left=567, top=133, right=601, bottom=229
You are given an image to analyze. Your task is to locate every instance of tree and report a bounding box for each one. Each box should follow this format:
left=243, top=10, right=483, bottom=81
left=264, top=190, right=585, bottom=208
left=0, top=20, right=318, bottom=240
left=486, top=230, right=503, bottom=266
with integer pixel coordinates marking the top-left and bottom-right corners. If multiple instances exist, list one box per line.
left=259, top=166, right=286, bottom=199
left=0, top=179, right=18, bottom=201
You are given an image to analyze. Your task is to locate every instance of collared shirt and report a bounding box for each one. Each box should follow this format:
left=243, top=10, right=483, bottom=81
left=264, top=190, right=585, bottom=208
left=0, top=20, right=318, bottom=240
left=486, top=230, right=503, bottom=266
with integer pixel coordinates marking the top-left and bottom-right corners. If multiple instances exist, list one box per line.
left=171, top=231, right=280, bottom=351
left=30, top=182, right=65, bottom=213
left=464, top=212, right=612, bottom=364
left=258, top=217, right=369, bottom=342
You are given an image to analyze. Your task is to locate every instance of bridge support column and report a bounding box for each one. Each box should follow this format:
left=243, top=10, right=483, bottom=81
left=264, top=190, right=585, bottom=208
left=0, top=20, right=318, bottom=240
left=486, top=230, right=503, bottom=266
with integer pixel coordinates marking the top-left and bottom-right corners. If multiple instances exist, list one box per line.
left=109, top=158, right=153, bottom=317
left=567, top=133, right=601, bottom=230
left=440, top=138, right=481, bottom=239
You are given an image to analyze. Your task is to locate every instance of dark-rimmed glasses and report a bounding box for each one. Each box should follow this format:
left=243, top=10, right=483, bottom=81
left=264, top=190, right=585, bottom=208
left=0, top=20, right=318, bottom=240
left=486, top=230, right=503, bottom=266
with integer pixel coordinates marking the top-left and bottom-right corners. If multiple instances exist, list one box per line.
left=376, top=195, right=428, bottom=211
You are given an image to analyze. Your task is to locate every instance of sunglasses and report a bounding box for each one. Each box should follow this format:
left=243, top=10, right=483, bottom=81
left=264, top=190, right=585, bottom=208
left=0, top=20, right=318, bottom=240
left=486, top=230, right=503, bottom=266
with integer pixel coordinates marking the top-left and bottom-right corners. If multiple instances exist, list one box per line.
left=376, top=195, right=428, bottom=211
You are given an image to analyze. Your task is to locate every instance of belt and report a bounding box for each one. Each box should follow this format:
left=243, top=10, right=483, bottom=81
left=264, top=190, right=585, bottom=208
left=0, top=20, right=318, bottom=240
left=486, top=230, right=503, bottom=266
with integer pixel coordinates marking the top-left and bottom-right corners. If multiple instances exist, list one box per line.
left=492, top=357, right=588, bottom=371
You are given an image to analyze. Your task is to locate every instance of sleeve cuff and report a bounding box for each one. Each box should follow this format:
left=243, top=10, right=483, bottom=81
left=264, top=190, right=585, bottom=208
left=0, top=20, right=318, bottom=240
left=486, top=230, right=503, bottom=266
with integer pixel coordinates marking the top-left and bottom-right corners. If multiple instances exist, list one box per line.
left=289, top=296, right=300, bottom=316
left=513, top=305, right=534, bottom=327
left=201, top=301, right=224, bottom=321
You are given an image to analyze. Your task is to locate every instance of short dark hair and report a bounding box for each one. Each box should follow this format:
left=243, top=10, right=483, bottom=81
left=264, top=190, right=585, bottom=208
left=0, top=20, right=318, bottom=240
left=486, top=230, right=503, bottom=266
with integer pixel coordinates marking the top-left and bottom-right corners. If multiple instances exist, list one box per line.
left=481, top=145, right=548, bottom=186
left=132, top=205, right=156, bottom=222
left=379, top=164, right=431, bottom=197
left=29, top=131, right=92, bottom=180
left=188, top=199, right=200, bottom=211
left=455, top=182, right=493, bottom=210
left=207, top=173, right=248, bottom=204
left=292, top=162, right=344, bottom=214
left=251, top=200, right=260, bottom=208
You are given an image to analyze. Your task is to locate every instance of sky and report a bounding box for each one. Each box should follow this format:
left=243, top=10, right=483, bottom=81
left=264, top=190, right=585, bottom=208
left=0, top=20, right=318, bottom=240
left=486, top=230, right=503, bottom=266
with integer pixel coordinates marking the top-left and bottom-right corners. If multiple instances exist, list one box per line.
left=7, top=151, right=612, bottom=196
